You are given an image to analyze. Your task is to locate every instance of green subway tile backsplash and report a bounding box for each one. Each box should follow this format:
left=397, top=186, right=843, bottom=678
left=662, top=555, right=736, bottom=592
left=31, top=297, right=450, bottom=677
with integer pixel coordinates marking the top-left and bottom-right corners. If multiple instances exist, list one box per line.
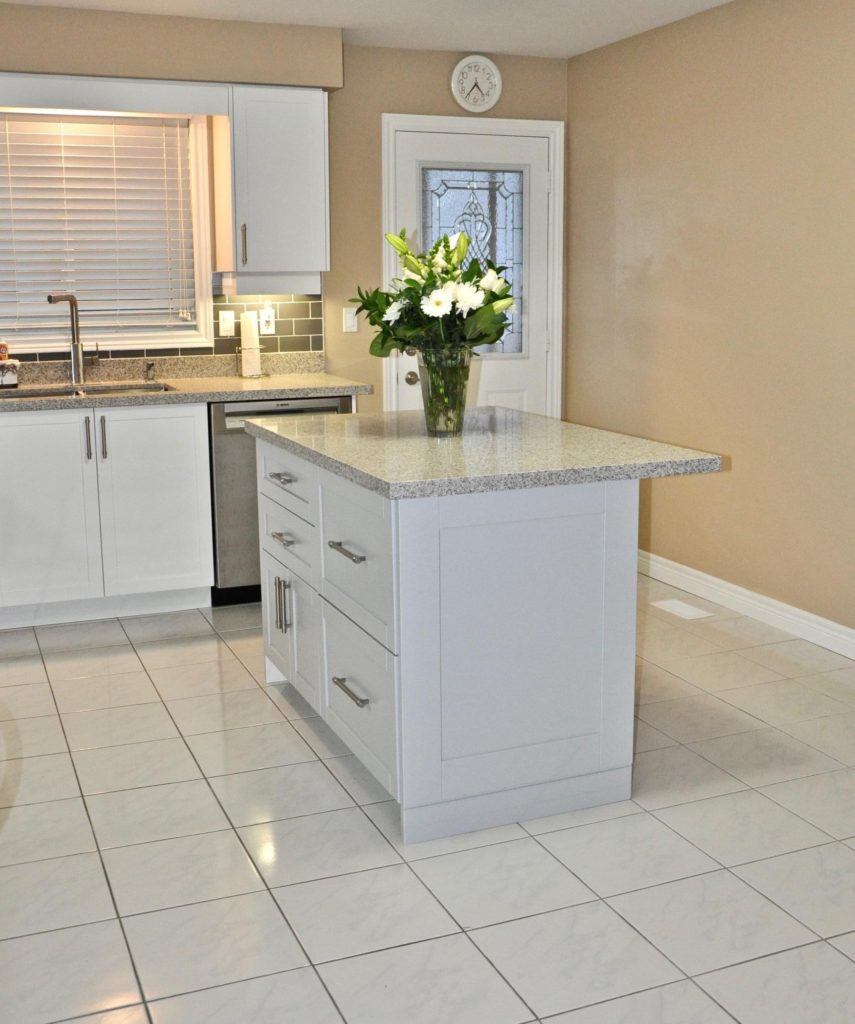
left=212, top=293, right=323, bottom=356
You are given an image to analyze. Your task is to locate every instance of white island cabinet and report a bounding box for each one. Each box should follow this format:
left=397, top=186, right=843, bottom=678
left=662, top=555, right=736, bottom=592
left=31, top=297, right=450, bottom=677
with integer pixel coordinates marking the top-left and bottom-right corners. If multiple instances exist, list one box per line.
left=248, top=407, right=721, bottom=842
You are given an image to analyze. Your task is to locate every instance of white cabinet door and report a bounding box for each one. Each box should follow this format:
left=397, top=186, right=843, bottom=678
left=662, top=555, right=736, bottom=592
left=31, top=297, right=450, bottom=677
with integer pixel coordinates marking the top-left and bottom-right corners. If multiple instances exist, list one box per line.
left=0, top=409, right=103, bottom=607
left=289, top=571, right=323, bottom=713
left=232, top=86, right=329, bottom=273
left=262, top=549, right=293, bottom=683
left=96, top=404, right=213, bottom=596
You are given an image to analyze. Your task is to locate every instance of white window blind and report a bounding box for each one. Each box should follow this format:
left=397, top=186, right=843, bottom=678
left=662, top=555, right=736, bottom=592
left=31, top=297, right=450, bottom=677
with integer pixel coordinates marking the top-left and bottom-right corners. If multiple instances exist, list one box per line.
left=0, top=113, right=197, bottom=345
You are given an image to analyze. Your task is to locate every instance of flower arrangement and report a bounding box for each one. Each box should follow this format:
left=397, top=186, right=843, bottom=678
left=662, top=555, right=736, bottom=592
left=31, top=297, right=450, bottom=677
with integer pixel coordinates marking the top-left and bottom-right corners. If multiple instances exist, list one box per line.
left=352, top=230, right=515, bottom=436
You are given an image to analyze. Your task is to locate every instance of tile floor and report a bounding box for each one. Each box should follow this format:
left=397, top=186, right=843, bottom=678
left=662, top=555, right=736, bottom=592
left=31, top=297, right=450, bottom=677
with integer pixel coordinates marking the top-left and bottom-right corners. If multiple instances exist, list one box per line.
left=1, top=578, right=855, bottom=1023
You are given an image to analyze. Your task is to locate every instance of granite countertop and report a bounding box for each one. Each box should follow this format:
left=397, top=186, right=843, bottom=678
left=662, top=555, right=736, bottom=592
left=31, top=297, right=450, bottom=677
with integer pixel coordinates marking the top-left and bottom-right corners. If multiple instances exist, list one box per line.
left=0, top=373, right=372, bottom=412
left=244, top=406, right=723, bottom=499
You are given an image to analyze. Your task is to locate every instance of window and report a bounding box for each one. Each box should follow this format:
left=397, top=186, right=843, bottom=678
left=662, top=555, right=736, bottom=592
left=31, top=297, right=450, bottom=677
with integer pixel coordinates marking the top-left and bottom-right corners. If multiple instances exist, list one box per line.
left=0, top=111, right=210, bottom=349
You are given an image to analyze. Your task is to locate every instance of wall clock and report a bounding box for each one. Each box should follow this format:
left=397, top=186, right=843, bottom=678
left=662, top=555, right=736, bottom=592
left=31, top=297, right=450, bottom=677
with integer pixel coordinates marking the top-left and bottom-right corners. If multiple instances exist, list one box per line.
left=451, top=55, right=502, bottom=113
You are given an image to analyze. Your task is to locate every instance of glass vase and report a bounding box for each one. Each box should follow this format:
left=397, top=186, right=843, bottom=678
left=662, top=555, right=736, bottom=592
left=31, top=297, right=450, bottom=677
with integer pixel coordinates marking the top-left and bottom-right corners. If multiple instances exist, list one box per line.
left=417, top=347, right=472, bottom=437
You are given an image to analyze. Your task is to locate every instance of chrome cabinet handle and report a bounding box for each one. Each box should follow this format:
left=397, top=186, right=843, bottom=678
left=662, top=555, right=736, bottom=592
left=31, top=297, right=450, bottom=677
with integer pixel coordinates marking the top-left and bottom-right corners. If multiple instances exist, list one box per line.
left=332, top=675, right=369, bottom=708
left=279, top=578, right=291, bottom=633
left=99, top=415, right=107, bottom=459
left=273, top=575, right=282, bottom=631
left=271, top=531, right=295, bottom=549
left=84, top=415, right=92, bottom=461
left=268, top=471, right=296, bottom=488
left=241, top=223, right=248, bottom=265
left=328, top=540, right=366, bottom=564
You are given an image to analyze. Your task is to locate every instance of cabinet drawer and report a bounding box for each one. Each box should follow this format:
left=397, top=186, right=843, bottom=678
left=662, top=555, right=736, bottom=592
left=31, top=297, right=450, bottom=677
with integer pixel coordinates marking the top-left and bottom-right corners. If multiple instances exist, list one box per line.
left=323, top=602, right=398, bottom=799
left=257, top=442, right=319, bottom=525
left=320, top=472, right=396, bottom=652
left=259, top=495, right=319, bottom=588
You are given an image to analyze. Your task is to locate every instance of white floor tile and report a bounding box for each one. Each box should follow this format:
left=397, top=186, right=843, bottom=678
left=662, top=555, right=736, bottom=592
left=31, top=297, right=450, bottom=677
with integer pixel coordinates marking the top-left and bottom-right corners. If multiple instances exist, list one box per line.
left=734, top=842, right=855, bottom=937
left=276, top=862, right=458, bottom=961
left=186, top=721, right=316, bottom=776
left=210, top=761, right=353, bottom=826
left=666, top=649, right=784, bottom=692
left=240, top=807, right=400, bottom=886
left=0, top=714, right=68, bottom=759
left=120, top=610, right=213, bottom=644
left=633, top=718, right=679, bottom=752
left=0, top=920, right=140, bottom=1024
left=0, top=751, right=79, bottom=807
left=166, top=689, right=284, bottom=735
left=0, top=851, right=114, bottom=940
left=717, top=678, right=852, bottom=725
left=522, top=799, right=642, bottom=835
left=62, top=703, right=178, bottom=751
left=319, top=932, right=532, bottom=1024
left=0, top=627, right=39, bottom=660
left=72, top=738, right=201, bottom=795
left=44, top=645, right=143, bottom=682
left=86, top=779, right=229, bottom=848
left=762, top=770, right=855, bottom=839
left=124, top=890, right=306, bottom=1000
left=238, top=654, right=268, bottom=682
left=631, top=745, right=746, bottom=810
left=324, top=754, right=393, bottom=805
left=545, top=979, right=733, bottom=1023
left=365, top=798, right=528, bottom=861
left=781, top=712, right=855, bottom=765
left=0, top=654, right=48, bottom=686
left=740, top=640, right=854, bottom=679
left=103, top=830, right=263, bottom=915
left=63, top=1007, right=149, bottom=1023
left=0, top=682, right=55, bottom=720
left=147, top=658, right=257, bottom=701
left=51, top=672, right=160, bottom=714
left=135, top=635, right=238, bottom=671
left=609, top=869, right=814, bottom=975
left=798, top=668, right=855, bottom=707
left=635, top=661, right=701, bottom=704
left=201, top=603, right=262, bottom=632
left=830, top=932, right=855, bottom=962
left=411, top=837, right=594, bottom=928
left=688, top=727, right=842, bottom=787
left=471, top=902, right=681, bottom=1018
left=637, top=628, right=724, bottom=672
left=0, top=797, right=95, bottom=866
left=697, top=942, right=855, bottom=1024
left=681, top=615, right=795, bottom=650
left=148, top=968, right=340, bottom=1024
left=538, top=813, right=718, bottom=897
left=291, top=714, right=353, bottom=758
left=264, top=681, right=321, bottom=720
left=36, top=619, right=128, bottom=653
left=219, top=627, right=264, bottom=663
left=655, top=789, right=831, bottom=866
left=636, top=692, right=764, bottom=743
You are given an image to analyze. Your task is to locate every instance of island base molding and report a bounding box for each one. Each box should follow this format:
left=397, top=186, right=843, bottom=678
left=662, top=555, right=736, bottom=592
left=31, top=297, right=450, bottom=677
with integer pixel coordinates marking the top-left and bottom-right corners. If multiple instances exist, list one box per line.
left=0, top=587, right=212, bottom=630
left=400, top=766, right=632, bottom=844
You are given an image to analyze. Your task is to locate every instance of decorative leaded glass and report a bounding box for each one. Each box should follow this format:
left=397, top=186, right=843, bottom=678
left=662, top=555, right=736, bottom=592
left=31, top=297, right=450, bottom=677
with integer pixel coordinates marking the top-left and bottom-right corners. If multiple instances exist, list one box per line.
left=421, top=167, right=524, bottom=355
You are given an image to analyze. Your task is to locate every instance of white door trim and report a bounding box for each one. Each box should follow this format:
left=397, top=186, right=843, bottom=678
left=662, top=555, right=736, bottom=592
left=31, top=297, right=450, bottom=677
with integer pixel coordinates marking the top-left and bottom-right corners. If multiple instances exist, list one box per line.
left=380, top=113, right=564, bottom=416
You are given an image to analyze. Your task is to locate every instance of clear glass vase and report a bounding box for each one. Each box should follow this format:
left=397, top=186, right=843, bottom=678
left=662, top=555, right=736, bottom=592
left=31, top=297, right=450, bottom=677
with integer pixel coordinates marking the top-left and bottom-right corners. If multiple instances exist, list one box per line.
left=417, top=347, right=472, bottom=437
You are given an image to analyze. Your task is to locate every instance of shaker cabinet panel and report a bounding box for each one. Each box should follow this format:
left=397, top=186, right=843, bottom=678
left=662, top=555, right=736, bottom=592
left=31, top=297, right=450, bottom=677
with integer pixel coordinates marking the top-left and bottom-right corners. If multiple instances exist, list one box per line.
left=0, top=409, right=103, bottom=606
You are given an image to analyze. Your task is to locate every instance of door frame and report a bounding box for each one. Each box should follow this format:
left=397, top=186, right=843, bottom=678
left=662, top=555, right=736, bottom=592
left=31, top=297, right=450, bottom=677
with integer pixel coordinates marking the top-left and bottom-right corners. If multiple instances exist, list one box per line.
left=380, top=113, right=564, bottom=416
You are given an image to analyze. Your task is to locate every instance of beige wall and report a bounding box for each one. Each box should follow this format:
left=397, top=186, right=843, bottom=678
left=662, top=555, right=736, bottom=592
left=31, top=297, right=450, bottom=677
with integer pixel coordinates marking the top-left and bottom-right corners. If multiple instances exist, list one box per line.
left=564, top=0, right=855, bottom=626
left=322, top=44, right=568, bottom=409
left=0, top=2, right=342, bottom=86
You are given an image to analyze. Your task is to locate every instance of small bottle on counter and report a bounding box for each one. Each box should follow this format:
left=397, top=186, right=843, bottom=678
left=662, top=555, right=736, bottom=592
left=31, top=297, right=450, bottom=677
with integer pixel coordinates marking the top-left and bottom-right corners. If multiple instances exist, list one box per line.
left=0, top=341, right=20, bottom=388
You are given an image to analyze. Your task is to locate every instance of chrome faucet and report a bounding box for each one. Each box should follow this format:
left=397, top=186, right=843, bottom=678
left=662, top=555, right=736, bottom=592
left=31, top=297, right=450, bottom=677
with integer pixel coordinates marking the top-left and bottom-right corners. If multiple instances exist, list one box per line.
left=47, top=292, right=84, bottom=385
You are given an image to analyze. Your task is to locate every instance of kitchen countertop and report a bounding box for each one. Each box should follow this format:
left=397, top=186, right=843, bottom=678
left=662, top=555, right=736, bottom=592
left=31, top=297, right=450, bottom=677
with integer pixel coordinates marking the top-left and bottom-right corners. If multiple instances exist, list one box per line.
left=0, top=373, right=372, bottom=412
left=244, top=406, right=723, bottom=498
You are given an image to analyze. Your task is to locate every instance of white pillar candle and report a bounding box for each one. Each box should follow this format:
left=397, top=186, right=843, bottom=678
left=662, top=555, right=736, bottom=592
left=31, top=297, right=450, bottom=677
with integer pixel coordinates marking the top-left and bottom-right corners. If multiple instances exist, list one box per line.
left=239, top=311, right=262, bottom=377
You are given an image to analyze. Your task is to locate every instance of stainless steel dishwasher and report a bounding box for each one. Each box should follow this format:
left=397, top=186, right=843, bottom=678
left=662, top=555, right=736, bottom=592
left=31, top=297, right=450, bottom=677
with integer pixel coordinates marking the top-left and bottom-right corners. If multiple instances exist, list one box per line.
left=209, top=396, right=352, bottom=601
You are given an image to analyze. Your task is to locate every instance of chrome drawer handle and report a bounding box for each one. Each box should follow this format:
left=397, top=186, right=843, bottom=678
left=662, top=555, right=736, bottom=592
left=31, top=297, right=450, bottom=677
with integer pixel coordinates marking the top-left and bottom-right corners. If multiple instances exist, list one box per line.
left=328, top=540, right=366, bottom=564
left=332, top=675, right=369, bottom=708
left=269, top=471, right=296, bottom=487
left=271, top=531, right=295, bottom=548
left=279, top=578, right=291, bottom=633
left=273, top=575, right=283, bottom=631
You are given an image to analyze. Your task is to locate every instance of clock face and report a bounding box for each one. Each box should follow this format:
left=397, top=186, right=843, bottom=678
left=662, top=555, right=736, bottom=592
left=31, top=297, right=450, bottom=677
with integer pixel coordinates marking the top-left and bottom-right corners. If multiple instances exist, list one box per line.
left=451, top=56, right=502, bottom=113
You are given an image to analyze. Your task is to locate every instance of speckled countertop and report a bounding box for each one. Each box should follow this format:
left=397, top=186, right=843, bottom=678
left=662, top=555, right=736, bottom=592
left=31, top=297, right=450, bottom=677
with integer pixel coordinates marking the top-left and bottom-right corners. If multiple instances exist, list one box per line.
left=0, top=373, right=372, bottom=412
left=244, top=406, right=723, bottom=498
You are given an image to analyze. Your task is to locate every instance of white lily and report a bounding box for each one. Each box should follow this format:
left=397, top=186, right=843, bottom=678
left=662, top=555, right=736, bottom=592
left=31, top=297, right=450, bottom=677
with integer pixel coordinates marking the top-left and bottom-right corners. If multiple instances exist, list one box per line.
left=382, top=299, right=405, bottom=325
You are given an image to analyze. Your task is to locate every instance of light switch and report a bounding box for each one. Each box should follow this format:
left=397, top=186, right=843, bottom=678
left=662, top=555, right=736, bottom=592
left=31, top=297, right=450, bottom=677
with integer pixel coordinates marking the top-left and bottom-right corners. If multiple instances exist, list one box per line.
left=218, top=310, right=236, bottom=337
left=342, top=307, right=359, bottom=333
left=259, top=302, right=276, bottom=335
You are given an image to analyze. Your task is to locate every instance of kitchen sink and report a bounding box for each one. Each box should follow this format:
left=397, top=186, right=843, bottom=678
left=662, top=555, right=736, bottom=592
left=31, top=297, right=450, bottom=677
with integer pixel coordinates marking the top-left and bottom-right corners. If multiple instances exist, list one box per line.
left=79, top=381, right=176, bottom=396
left=0, top=381, right=175, bottom=400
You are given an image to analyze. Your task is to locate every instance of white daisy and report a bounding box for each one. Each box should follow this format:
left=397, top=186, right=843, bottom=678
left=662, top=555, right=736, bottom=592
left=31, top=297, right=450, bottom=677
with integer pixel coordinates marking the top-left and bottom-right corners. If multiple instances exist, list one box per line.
left=455, top=282, right=486, bottom=314
left=421, top=289, right=453, bottom=317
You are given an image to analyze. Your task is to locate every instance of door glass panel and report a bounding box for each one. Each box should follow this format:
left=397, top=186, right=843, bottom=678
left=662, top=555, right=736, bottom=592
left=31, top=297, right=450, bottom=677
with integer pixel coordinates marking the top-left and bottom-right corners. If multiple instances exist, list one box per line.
left=421, top=167, right=524, bottom=355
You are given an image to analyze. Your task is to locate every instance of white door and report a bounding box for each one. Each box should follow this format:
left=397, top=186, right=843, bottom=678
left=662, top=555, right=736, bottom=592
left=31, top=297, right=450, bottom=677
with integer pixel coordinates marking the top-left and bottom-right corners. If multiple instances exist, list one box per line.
left=383, top=115, right=563, bottom=416
left=232, top=86, right=329, bottom=272
left=96, top=404, right=213, bottom=596
left=0, top=409, right=103, bottom=607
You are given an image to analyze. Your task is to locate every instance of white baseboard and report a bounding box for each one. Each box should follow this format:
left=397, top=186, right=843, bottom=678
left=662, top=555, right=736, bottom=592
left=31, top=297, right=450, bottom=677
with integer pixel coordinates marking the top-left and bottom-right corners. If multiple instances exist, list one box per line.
left=0, top=587, right=212, bottom=630
left=639, top=551, right=855, bottom=661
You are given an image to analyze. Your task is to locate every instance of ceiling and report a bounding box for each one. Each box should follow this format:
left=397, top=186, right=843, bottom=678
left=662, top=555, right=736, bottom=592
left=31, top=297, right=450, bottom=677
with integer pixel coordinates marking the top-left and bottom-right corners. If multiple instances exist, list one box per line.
left=16, top=0, right=734, bottom=58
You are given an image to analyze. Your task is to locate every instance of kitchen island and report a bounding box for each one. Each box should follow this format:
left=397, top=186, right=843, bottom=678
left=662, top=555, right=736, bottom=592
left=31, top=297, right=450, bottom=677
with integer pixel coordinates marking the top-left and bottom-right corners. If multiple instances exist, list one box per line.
left=246, top=407, right=722, bottom=841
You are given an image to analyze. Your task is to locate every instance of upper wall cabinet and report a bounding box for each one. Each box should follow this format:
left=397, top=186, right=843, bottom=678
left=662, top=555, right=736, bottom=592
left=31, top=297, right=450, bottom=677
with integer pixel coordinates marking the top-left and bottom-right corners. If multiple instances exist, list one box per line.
left=214, top=86, right=329, bottom=293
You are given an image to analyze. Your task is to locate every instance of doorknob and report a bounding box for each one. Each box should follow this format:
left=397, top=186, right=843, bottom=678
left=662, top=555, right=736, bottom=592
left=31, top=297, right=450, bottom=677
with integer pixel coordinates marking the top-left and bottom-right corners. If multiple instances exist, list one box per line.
left=404, top=371, right=419, bottom=385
